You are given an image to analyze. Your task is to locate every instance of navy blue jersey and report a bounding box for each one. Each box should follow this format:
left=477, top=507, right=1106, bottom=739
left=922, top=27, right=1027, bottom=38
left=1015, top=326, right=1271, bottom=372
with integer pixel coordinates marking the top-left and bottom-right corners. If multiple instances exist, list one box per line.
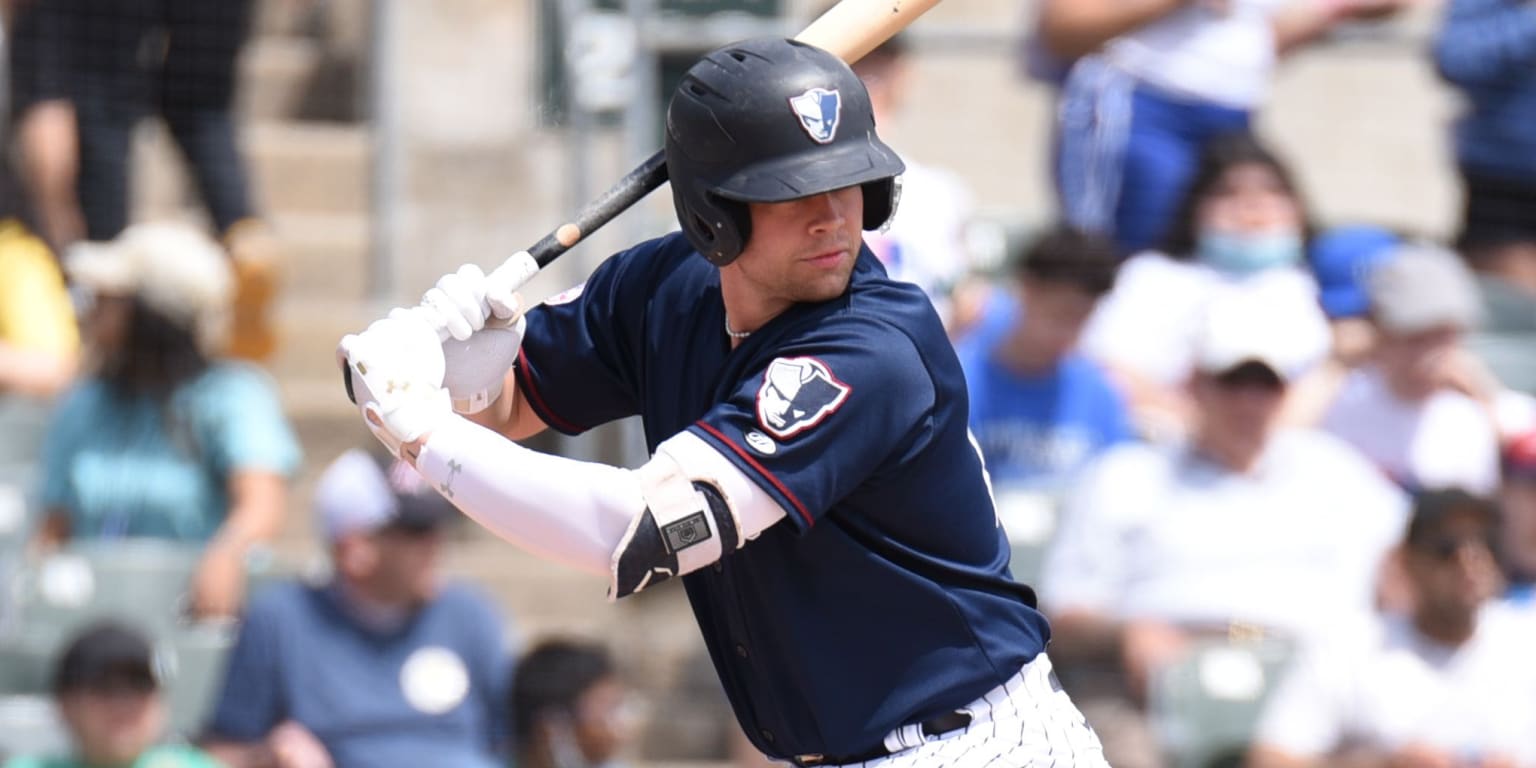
left=516, top=232, right=1050, bottom=759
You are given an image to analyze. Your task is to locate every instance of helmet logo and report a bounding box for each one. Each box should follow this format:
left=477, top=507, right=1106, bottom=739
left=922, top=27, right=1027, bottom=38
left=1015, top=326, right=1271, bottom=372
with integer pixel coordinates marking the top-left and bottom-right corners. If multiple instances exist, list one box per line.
left=789, top=88, right=841, bottom=144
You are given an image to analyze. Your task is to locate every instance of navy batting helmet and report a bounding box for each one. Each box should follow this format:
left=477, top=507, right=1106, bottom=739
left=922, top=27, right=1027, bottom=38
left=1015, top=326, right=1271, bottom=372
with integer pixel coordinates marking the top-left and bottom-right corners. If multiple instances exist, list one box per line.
left=664, top=37, right=906, bottom=266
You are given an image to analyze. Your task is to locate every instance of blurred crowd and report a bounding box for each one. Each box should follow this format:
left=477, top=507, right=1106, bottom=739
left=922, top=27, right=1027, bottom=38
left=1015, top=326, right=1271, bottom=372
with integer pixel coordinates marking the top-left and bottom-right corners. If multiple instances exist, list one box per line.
left=3, top=0, right=1536, bottom=766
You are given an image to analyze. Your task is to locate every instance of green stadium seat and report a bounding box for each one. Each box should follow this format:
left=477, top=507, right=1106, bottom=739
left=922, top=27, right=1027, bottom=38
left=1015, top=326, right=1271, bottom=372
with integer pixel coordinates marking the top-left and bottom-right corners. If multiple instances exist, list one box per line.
left=8, top=541, right=205, bottom=642
left=0, top=694, right=69, bottom=761
left=159, top=623, right=236, bottom=739
left=1149, top=637, right=1295, bottom=768
left=995, top=487, right=1059, bottom=588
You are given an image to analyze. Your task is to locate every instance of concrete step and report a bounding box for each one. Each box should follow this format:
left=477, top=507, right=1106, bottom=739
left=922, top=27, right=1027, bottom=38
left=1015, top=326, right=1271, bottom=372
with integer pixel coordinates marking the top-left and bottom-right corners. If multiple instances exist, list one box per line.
left=268, top=296, right=378, bottom=417
left=238, top=37, right=364, bottom=123
left=270, top=211, right=371, bottom=302
left=254, top=0, right=370, bottom=50
left=131, top=121, right=371, bottom=221
left=248, top=121, right=372, bottom=217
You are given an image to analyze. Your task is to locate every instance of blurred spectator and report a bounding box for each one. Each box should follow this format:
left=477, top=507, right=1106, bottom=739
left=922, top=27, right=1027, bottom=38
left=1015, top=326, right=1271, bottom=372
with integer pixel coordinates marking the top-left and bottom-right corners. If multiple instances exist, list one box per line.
left=0, top=162, right=78, bottom=398
left=1434, top=0, right=1536, bottom=311
left=957, top=226, right=1131, bottom=494
left=1080, top=133, right=1331, bottom=438
left=511, top=639, right=635, bottom=768
left=4, top=0, right=86, bottom=249
left=1501, top=430, right=1536, bottom=606
left=202, top=449, right=512, bottom=768
left=1320, top=245, right=1502, bottom=494
left=1041, top=293, right=1405, bottom=768
left=1282, top=224, right=1401, bottom=425
left=2, top=621, right=222, bottom=768
left=847, top=32, right=979, bottom=331
left=1248, top=489, right=1536, bottom=768
left=34, top=222, right=300, bottom=618
left=1035, top=0, right=1412, bottom=255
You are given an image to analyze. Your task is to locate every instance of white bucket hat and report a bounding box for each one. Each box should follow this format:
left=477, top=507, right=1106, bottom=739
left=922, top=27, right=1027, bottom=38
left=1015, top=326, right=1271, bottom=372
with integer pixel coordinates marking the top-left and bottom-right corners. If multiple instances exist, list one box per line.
left=65, top=222, right=234, bottom=352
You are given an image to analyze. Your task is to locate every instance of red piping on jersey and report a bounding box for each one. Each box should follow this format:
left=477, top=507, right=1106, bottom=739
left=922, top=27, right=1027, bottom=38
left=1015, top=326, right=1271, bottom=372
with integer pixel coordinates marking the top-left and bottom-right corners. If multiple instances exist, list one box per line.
left=515, top=348, right=585, bottom=434
left=695, top=421, right=814, bottom=528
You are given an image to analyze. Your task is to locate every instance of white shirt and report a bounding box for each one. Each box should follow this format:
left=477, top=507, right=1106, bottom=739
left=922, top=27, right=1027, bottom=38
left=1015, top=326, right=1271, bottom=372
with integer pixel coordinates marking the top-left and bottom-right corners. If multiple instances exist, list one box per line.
left=1081, top=252, right=1331, bottom=388
left=1322, top=366, right=1501, bottom=495
left=1105, top=0, right=1291, bottom=108
left=1255, top=606, right=1536, bottom=765
left=865, top=158, right=975, bottom=307
left=1039, top=430, right=1407, bottom=641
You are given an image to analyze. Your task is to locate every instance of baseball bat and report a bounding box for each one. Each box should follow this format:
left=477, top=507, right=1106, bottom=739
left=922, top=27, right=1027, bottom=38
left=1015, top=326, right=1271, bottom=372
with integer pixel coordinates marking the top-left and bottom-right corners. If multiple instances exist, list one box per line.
left=443, top=0, right=944, bottom=339
left=343, top=0, right=940, bottom=406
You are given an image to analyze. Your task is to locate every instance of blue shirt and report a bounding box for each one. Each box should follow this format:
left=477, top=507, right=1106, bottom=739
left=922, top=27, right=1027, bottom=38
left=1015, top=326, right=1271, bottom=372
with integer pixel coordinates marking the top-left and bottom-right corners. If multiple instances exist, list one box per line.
left=39, top=363, right=301, bottom=540
left=516, top=232, right=1049, bottom=760
left=956, top=296, right=1132, bottom=493
left=1435, top=0, right=1536, bottom=179
left=206, top=581, right=510, bottom=768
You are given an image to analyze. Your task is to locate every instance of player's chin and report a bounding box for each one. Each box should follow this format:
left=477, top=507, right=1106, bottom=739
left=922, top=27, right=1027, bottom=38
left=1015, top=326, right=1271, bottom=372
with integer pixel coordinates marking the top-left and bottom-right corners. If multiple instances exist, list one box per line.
left=792, top=272, right=853, bottom=303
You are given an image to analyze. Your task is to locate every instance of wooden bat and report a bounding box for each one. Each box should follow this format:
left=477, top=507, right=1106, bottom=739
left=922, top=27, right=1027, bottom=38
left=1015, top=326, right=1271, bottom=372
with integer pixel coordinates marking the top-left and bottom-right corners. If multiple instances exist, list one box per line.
left=444, top=0, right=944, bottom=335
left=343, top=0, right=941, bottom=405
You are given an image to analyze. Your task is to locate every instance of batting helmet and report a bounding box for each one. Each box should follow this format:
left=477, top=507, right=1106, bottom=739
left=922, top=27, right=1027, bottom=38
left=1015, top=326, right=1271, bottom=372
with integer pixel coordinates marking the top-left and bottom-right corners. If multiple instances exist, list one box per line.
left=665, top=37, right=906, bottom=266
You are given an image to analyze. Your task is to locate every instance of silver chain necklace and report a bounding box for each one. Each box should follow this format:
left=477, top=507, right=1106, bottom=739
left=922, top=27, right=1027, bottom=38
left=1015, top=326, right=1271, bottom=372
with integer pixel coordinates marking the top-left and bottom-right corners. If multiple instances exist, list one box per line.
left=724, top=315, right=752, bottom=339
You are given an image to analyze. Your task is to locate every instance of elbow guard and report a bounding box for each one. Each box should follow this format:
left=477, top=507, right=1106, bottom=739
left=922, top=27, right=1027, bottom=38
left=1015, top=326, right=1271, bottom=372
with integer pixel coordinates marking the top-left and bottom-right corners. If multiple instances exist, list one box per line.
left=611, top=460, right=742, bottom=599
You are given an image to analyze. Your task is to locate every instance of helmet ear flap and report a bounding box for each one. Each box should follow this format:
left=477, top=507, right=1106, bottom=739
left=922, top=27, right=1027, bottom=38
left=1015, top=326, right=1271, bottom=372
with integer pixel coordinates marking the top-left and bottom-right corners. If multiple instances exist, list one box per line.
left=680, top=193, right=752, bottom=266
left=861, top=176, right=901, bottom=231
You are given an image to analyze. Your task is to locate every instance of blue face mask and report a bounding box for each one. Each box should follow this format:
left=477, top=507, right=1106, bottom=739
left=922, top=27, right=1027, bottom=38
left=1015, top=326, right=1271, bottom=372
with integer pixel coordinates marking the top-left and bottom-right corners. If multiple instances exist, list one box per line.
left=1196, top=230, right=1303, bottom=276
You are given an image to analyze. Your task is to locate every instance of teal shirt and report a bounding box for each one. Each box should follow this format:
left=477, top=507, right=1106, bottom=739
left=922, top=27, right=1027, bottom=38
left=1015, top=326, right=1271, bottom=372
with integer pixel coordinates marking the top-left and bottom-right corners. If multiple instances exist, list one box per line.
left=39, top=363, right=301, bottom=541
left=3, top=744, right=223, bottom=768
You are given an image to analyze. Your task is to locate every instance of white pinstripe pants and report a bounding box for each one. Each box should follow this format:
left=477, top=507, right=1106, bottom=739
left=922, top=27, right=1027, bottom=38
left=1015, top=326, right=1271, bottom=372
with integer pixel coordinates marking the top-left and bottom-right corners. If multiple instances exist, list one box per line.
left=831, top=654, right=1109, bottom=768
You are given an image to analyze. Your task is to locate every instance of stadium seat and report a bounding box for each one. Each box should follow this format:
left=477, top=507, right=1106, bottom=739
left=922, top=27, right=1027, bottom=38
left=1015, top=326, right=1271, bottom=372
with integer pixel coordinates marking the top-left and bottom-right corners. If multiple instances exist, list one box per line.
left=0, top=694, right=69, bottom=761
left=7, top=541, right=205, bottom=641
left=159, top=623, right=236, bottom=739
left=1467, top=333, right=1536, bottom=395
left=995, top=487, right=1059, bottom=588
left=1149, top=637, right=1295, bottom=768
left=0, top=397, right=51, bottom=468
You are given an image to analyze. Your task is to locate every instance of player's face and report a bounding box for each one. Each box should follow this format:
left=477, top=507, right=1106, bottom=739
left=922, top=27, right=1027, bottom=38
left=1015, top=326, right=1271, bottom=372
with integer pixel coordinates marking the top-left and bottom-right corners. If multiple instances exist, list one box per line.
left=732, top=185, right=864, bottom=307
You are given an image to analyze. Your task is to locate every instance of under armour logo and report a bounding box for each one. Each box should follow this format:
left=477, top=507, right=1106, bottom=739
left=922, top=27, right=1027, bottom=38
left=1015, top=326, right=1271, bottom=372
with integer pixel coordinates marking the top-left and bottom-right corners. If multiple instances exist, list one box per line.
left=386, top=379, right=410, bottom=394
left=440, top=459, right=463, bottom=498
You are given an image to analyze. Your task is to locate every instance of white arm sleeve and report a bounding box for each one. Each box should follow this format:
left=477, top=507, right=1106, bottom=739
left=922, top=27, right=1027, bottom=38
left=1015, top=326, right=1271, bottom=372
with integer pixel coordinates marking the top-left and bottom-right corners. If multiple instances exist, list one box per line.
left=414, top=417, right=787, bottom=580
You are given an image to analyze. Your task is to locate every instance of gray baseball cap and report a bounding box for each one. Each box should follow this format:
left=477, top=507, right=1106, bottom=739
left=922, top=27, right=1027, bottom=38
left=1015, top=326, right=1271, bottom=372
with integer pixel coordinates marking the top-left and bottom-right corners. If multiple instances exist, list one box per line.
left=1367, top=245, right=1484, bottom=334
left=314, top=449, right=456, bottom=541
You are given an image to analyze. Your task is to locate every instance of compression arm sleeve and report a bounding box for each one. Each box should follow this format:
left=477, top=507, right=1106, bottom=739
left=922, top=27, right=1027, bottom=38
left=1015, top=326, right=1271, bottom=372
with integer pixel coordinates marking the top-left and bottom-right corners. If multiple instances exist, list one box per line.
left=414, top=416, right=787, bottom=594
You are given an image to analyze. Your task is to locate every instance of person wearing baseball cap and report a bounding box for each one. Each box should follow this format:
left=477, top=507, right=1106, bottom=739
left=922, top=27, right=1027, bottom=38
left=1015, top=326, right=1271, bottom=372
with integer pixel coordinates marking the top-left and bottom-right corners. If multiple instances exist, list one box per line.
left=2, top=622, right=222, bottom=768
left=1320, top=244, right=1502, bottom=495
left=34, top=222, right=301, bottom=620
left=202, top=449, right=512, bottom=768
left=1250, top=489, right=1536, bottom=768
left=1040, top=292, right=1408, bottom=767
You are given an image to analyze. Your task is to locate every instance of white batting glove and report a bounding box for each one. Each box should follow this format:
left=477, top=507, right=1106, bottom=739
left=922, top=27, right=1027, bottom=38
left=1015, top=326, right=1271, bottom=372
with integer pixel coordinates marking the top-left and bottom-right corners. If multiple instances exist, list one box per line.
left=420, top=263, right=525, bottom=341
left=337, top=310, right=454, bottom=458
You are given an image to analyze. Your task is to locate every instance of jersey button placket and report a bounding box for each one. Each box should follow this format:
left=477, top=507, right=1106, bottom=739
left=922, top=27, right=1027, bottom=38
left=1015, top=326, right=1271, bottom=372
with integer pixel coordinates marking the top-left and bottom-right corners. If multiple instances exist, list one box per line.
left=760, top=729, right=775, bottom=745
left=735, top=643, right=750, bottom=659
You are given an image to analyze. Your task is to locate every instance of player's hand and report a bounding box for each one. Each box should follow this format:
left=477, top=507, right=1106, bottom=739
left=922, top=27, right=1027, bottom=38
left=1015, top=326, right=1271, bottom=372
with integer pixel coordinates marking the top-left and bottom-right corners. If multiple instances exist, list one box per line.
left=419, top=262, right=525, bottom=341
left=267, top=720, right=333, bottom=768
left=337, top=310, right=453, bottom=458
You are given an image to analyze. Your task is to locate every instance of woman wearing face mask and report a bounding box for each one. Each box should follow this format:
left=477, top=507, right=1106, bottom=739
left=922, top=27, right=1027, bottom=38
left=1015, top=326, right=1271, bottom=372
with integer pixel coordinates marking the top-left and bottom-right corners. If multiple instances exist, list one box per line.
left=1080, top=133, right=1332, bottom=439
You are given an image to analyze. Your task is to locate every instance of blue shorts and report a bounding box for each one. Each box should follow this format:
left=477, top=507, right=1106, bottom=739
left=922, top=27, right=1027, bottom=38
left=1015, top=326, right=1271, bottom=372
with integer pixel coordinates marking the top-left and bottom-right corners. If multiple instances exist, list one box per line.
left=1055, top=59, right=1251, bottom=256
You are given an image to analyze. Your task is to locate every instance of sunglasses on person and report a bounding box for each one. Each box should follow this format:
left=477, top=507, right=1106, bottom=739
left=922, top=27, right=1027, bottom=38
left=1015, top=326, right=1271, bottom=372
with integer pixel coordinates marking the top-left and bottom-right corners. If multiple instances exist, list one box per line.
left=1413, top=533, right=1494, bottom=563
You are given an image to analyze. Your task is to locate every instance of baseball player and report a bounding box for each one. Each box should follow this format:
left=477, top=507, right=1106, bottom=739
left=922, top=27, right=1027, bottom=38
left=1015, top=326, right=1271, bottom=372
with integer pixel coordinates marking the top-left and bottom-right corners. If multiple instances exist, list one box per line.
left=338, top=38, right=1106, bottom=767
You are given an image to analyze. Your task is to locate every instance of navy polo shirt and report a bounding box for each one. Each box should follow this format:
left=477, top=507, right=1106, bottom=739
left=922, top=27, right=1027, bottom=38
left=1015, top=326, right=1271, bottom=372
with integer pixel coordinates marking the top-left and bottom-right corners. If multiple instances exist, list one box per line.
left=205, top=581, right=511, bottom=768
left=517, top=232, right=1050, bottom=759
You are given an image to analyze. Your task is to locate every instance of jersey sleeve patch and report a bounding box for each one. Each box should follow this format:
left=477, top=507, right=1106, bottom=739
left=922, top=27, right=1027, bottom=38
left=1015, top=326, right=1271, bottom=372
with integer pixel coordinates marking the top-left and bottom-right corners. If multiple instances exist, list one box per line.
left=755, top=356, right=852, bottom=439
